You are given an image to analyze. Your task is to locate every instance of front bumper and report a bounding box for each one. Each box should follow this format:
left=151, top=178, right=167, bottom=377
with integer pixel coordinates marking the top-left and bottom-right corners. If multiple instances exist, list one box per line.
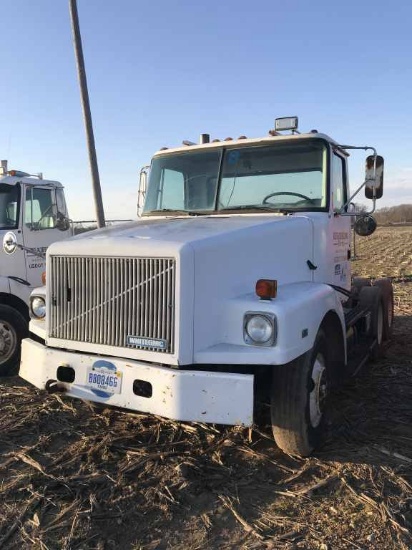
left=20, top=339, right=254, bottom=426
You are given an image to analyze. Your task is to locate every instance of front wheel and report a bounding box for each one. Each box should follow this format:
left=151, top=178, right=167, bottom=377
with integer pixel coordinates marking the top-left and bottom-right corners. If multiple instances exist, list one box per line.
left=271, top=330, right=329, bottom=457
left=0, top=305, right=28, bottom=376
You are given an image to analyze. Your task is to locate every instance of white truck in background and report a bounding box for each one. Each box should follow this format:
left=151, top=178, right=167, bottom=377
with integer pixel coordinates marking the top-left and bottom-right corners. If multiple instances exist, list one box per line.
left=0, top=160, right=72, bottom=374
left=20, top=118, right=393, bottom=457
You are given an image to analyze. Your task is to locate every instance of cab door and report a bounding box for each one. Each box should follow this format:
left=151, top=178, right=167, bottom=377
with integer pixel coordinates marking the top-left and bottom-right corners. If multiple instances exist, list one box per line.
left=22, top=185, right=72, bottom=288
left=0, top=182, right=28, bottom=294
left=330, top=151, right=351, bottom=291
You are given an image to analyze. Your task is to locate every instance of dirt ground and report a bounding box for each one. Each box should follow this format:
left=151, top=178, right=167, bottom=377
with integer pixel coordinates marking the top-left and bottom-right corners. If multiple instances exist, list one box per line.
left=0, top=226, right=411, bottom=549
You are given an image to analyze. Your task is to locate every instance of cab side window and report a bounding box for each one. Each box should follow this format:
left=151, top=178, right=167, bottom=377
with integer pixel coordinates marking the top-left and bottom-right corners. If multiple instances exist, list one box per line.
left=332, top=153, right=347, bottom=211
left=25, top=188, right=56, bottom=229
left=0, top=184, right=20, bottom=229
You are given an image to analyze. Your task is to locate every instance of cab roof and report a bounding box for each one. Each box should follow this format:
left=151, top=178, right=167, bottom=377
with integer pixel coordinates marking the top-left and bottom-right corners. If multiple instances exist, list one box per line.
left=0, top=175, right=64, bottom=187
left=153, top=132, right=349, bottom=158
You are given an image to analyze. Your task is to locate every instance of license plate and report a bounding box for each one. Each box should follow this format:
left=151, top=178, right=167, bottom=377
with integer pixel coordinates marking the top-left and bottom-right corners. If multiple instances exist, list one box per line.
left=87, top=364, right=122, bottom=395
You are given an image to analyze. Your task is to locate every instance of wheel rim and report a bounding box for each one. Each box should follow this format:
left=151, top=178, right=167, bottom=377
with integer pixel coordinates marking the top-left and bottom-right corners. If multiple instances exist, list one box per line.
left=309, top=353, right=327, bottom=428
left=0, top=320, right=18, bottom=364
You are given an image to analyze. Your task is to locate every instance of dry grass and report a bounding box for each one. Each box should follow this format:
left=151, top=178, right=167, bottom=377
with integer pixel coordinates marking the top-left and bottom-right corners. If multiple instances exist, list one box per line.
left=0, top=226, right=411, bottom=549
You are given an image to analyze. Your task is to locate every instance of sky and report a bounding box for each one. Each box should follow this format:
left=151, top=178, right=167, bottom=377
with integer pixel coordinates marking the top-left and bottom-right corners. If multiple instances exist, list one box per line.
left=1, top=0, right=411, bottom=220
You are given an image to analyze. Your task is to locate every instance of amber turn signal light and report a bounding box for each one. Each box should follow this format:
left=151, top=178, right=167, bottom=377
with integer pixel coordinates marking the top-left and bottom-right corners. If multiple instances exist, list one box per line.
left=256, top=279, right=277, bottom=300
left=41, top=272, right=47, bottom=285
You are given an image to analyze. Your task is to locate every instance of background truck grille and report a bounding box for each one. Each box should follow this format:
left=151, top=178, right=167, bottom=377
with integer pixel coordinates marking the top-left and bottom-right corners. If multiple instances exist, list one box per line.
left=49, top=256, right=176, bottom=353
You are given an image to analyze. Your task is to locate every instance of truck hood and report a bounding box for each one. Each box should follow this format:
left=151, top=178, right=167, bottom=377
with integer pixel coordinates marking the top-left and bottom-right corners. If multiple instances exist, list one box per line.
left=48, top=214, right=312, bottom=258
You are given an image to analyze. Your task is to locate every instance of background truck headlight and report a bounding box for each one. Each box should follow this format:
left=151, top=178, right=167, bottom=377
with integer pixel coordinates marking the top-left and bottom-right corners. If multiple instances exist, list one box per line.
left=243, top=313, right=276, bottom=346
left=30, top=296, right=46, bottom=319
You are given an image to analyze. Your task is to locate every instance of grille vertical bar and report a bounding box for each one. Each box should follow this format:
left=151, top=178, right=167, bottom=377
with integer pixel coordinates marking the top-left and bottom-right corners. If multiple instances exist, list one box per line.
left=49, top=256, right=176, bottom=353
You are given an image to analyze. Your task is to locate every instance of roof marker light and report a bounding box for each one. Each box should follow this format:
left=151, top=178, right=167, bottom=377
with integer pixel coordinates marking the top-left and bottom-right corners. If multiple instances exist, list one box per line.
left=8, top=170, right=30, bottom=177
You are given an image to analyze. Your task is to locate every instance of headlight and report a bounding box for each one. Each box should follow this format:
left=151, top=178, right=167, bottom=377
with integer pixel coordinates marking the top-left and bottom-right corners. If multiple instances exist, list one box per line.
left=244, top=313, right=276, bottom=346
left=30, top=296, right=46, bottom=319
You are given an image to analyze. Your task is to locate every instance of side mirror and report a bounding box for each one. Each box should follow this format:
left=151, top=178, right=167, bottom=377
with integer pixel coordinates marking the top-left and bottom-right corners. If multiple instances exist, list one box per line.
left=137, top=166, right=150, bottom=217
left=365, top=155, right=384, bottom=199
left=354, top=214, right=377, bottom=237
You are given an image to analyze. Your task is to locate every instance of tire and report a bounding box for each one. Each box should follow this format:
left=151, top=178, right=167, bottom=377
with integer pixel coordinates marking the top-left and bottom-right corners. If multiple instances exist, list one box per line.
left=271, top=330, right=329, bottom=457
left=0, top=305, right=28, bottom=376
left=374, top=278, right=394, bottom=340
left=358, top=286, right=384, bottom=360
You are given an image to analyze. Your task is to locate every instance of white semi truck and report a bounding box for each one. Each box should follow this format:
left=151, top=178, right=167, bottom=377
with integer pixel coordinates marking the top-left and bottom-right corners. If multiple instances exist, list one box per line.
left=19, top=118, right=393, bottom=456
left=0, top=161, right=72, bottom=374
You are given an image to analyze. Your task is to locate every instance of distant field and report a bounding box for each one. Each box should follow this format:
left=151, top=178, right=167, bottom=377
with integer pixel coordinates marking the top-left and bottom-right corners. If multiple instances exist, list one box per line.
left=352, top=225, right=412, bottom=279
left=0, top=225, right=411, bottom=549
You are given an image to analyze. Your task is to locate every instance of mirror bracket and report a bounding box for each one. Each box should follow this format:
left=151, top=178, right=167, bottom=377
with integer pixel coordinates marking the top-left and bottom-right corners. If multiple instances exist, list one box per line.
left=338, top=180, right=377, bottom=217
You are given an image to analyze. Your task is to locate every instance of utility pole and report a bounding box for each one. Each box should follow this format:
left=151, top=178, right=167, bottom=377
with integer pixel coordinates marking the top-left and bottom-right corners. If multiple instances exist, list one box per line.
left=69, top=0, right=106, bottom=228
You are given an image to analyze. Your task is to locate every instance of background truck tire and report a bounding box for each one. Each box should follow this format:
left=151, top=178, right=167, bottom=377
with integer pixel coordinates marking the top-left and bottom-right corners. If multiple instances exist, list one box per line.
left=0, top=305, right=28, bottom=376
left=374, top=278, right=394, bottom=340
left=271, top=330, right=329, bottom=457
left=358, top=286, right=384, bottom=360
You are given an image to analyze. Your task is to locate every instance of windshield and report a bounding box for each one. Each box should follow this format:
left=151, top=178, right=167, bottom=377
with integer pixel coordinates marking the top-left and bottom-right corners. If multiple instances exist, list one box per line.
left=143, top=140, right=327, bottom=215
left=0, top=184, right=20, bottom=229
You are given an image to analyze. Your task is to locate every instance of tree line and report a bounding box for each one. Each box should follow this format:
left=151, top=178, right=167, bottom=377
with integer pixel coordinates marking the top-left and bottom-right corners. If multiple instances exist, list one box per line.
left=353, top=204, right=412, bottom=224
left=374, top=204, right=412, bottom=224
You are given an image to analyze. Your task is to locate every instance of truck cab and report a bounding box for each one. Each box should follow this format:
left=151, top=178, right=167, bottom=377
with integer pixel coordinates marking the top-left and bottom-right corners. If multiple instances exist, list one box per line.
left=19, top=118, right=392, bottom=457
left=0, top=161, right=72, bottom=374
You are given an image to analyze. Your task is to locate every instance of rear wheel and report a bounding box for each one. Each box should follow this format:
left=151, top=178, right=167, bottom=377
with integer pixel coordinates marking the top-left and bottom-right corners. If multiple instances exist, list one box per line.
left=0, top=305, right=28, bottom=376
left=271, top=330, right=329, bottom=457
left=374, top=278, right=394, bottom=340
left=359, top=286, right=384, bottom=360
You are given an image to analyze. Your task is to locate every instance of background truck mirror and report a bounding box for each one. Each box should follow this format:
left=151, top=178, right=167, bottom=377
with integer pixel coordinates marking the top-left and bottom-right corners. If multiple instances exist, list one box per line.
left=365, top=155, right=384, bottom=199
left=55, top=212, right=71, bottom=231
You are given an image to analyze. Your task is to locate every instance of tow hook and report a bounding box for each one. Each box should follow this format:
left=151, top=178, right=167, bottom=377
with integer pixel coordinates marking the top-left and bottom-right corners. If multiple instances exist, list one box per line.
left=45, top=379, right=67, bottom=394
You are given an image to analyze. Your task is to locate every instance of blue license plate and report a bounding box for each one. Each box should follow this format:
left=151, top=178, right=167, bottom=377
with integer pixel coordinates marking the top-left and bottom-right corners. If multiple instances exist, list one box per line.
left=87, top=364, right=122, bottom=395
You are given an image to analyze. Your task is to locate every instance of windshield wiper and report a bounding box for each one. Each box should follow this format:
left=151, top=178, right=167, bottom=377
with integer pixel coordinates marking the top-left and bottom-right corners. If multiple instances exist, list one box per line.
left=219, top=204, right=293, bottom=214
left=143, top=209, right=209, bottom=217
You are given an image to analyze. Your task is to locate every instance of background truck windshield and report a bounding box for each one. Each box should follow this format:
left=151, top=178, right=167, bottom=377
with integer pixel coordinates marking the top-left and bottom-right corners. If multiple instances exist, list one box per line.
left=143, top=140, right=327, bottom=214
left=0, top=184, right=20, bottom=229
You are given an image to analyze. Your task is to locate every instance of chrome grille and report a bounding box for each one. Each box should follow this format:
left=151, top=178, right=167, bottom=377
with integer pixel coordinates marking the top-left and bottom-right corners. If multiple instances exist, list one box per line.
left=49, top=256, right=176, bottom=353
